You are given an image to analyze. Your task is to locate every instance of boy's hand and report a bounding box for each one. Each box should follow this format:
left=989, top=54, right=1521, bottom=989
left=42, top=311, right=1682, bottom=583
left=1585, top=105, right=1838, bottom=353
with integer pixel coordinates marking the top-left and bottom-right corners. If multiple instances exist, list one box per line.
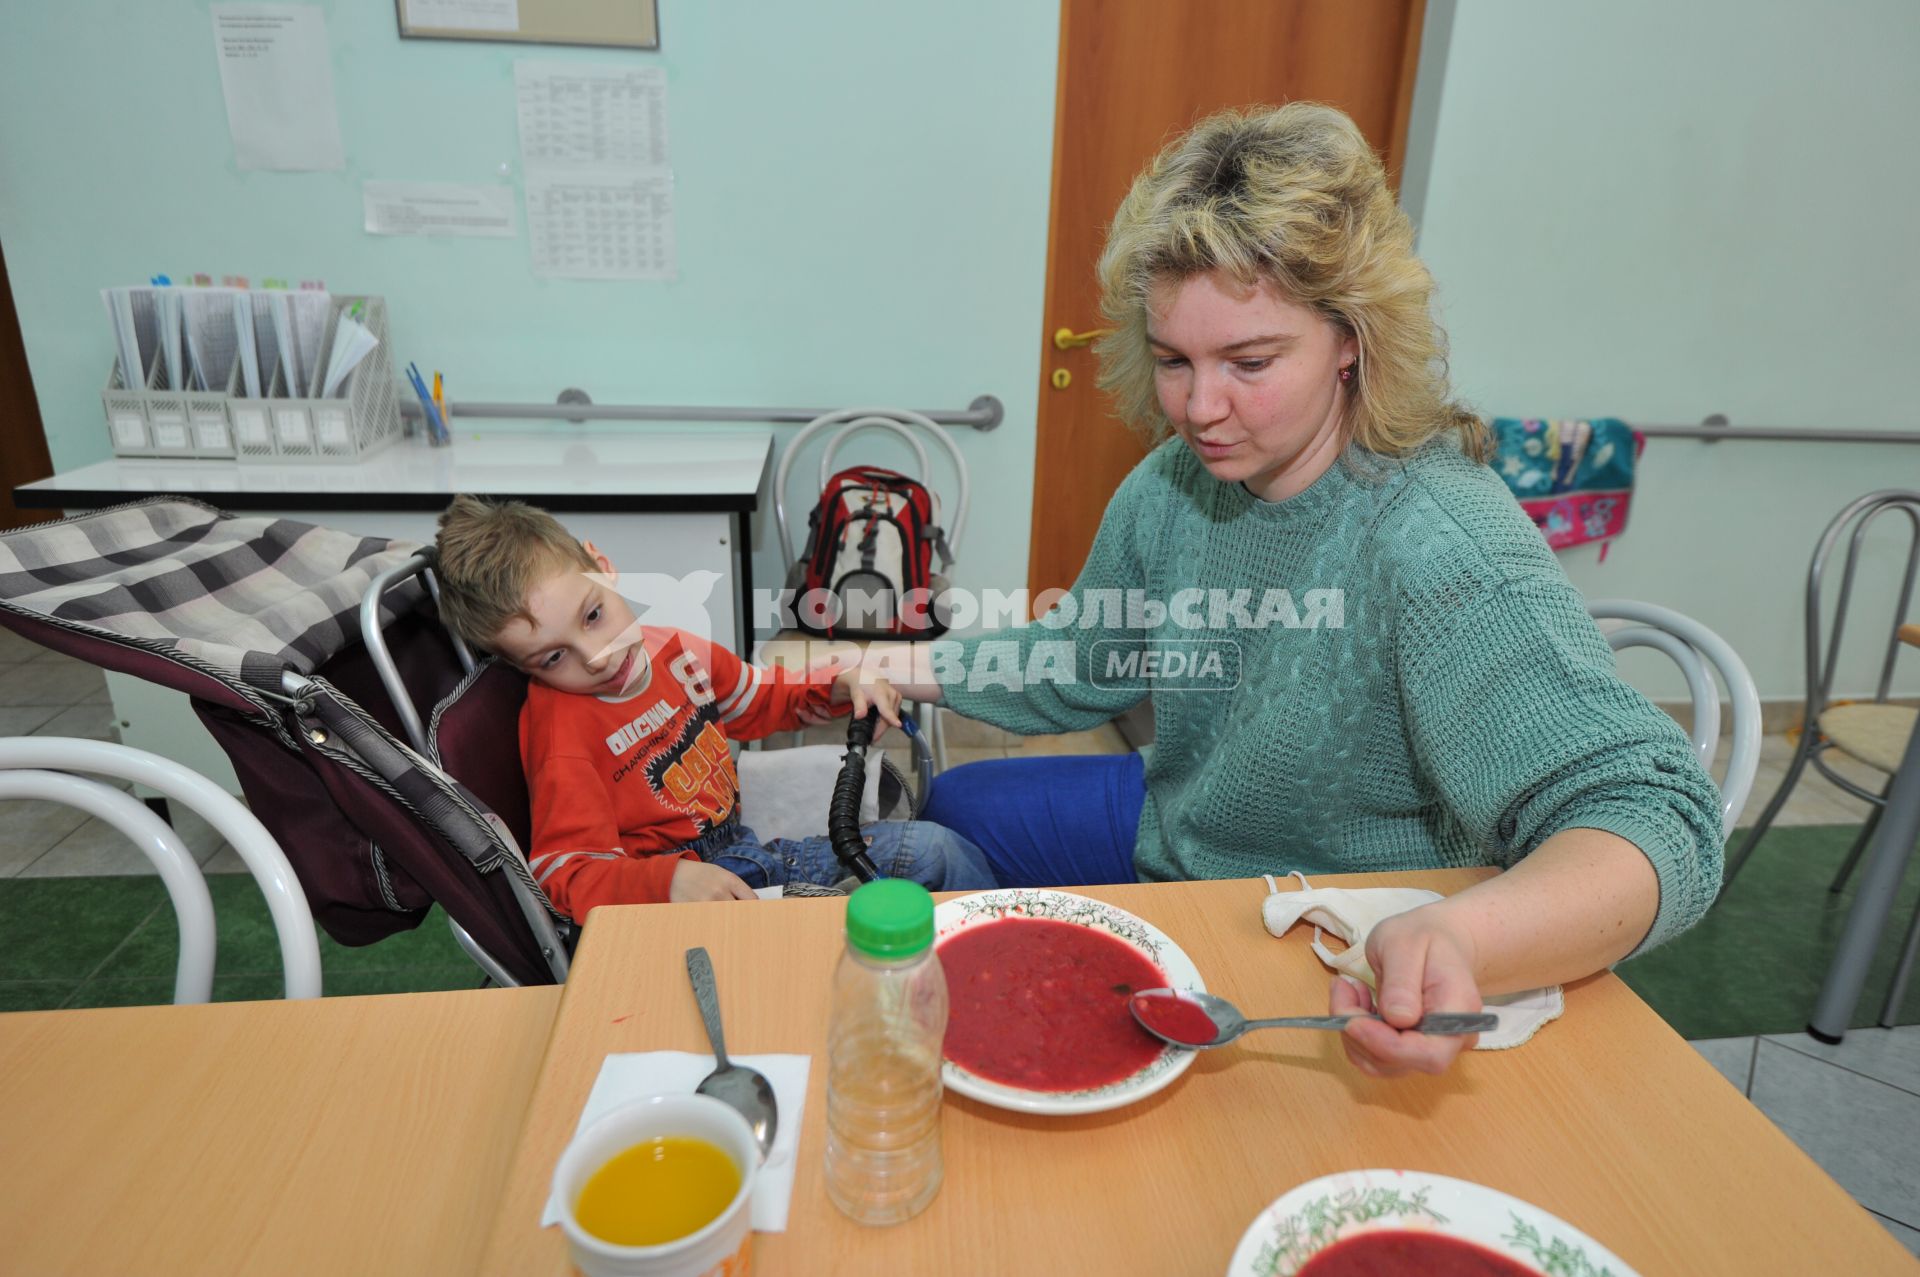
left=831, top=669, right=903, bottom=743
left=669, top=859, right=758, bottom=903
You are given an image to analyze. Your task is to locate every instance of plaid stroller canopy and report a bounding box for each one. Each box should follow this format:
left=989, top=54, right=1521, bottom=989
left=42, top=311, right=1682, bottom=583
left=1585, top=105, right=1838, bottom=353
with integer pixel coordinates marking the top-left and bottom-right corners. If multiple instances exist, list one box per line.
left=0, top=498, right=422, bottom=706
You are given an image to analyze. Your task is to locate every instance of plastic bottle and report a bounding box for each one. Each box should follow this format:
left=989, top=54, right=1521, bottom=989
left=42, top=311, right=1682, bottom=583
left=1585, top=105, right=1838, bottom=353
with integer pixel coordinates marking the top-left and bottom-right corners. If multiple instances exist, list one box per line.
left=823, top=878, right=949, bottom=1226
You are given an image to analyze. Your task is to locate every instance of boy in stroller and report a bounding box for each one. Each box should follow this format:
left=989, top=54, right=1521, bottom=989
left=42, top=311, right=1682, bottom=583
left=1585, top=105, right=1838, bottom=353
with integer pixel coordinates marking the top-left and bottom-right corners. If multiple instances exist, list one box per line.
left=433, top=496, right=994, bottom=921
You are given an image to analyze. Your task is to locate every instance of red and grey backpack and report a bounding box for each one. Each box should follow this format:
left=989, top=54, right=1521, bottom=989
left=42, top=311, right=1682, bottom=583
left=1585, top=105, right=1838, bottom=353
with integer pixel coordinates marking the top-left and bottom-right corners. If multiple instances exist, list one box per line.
left=795, top=464, right=952, bottom=638
left=776, top=408, right=970, bottom=642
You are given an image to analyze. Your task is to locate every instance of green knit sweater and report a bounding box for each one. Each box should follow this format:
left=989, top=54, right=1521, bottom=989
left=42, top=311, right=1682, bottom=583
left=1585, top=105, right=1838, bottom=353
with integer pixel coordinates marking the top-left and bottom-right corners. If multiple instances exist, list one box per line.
left=939, top=439, right=1723, bottom=951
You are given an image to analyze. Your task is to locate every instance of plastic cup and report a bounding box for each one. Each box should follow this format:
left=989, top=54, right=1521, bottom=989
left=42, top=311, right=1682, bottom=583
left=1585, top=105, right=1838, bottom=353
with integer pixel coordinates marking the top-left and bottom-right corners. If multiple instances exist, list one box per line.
left=552, top=1094, right=759, bottom=1277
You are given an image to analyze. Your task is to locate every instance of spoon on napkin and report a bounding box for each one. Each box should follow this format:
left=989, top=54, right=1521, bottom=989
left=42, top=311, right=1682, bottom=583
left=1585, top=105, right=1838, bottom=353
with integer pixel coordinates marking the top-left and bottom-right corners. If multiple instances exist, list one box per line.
left=1130, top=987, right=1498, bottom=1049
left=686, top=947, right=778, bottom=1157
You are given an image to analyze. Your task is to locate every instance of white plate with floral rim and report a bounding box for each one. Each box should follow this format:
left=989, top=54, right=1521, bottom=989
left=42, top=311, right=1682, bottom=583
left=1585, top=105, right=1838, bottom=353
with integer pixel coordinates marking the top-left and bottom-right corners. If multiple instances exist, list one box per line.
left=1225, top=1169, right=1642, bottom=1277
left=932, top=888, right=1205, bottom=1116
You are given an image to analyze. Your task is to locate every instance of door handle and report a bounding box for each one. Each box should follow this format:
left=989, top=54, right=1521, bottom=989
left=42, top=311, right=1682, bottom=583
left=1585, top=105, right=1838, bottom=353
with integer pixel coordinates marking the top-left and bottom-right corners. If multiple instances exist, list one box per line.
left=1052, top=326, right=1114, bottom=351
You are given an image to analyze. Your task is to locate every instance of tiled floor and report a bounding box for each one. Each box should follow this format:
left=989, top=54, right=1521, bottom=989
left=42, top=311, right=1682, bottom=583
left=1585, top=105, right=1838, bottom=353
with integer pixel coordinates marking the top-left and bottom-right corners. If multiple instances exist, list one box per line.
left=1692, top=1029, right=1920, bottom=1253
left=2, top=630, right=1917, bottom=1256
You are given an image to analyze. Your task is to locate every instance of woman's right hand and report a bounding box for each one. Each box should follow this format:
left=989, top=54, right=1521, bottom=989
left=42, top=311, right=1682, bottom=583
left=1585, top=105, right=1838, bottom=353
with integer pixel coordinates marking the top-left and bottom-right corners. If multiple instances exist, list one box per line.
left=1331, top=906, right=1484, bottom=1077
left=669, top=859, right=758, bottom=902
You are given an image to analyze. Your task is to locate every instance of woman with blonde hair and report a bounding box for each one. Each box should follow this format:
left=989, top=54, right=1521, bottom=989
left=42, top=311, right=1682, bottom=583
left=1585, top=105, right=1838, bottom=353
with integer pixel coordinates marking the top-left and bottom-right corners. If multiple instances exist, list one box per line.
left=898, top=103, right=1721, bottom=1077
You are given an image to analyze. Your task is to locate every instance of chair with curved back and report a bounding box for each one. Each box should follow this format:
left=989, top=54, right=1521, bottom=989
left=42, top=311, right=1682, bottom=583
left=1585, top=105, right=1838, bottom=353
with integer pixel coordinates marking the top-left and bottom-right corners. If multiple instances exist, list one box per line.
left=0, top=736, right=323, bottom=1002
left=771, top=407, right=971, bottom=771
left=1586, top=599, right=1762, bottom=842
left=1723, top=491, right=1920, bottom=889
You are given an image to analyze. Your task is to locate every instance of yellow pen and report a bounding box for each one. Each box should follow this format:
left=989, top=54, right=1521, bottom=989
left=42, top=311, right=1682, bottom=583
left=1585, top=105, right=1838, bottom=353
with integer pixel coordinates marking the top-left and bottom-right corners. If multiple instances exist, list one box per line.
left=432, top=371, right=447, bottom=437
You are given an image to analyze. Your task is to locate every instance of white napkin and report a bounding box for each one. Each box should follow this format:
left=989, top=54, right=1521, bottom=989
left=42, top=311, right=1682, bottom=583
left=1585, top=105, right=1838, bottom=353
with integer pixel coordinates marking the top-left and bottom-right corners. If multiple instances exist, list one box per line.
left=539, top=1051, right=812, bottom=1232
left=1260, top=873, right=1563, bottom=1049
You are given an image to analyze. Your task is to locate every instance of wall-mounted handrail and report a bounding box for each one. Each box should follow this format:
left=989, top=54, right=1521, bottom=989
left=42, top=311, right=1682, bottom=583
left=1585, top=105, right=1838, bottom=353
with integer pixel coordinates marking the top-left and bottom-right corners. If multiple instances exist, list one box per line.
left=1635, top=423, right=1920, bottom=444
left=398, top=393, right=1003, bottom=431
left=1619, top=414, right=1919, bottom=445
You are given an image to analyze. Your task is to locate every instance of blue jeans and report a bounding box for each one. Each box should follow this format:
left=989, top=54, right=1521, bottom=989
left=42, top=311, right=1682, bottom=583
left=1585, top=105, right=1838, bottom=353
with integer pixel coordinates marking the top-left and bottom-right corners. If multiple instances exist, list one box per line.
left=921, top=753, right=1145, bottom=888
left=702, top=819, right=999, bottom=892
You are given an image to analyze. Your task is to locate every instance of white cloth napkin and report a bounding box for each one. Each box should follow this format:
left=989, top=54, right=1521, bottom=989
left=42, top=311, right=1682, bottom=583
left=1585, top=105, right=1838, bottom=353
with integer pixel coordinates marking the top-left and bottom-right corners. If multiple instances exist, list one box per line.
left=539, top=1051, right=812, bottom=1232
left=1260, top=873, right=1563, bottom=1049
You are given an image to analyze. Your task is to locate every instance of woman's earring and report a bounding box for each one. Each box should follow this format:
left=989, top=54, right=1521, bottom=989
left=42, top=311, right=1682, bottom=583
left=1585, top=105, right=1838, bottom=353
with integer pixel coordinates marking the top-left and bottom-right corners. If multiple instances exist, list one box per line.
left=1338, top=362, right=1356, bottom=384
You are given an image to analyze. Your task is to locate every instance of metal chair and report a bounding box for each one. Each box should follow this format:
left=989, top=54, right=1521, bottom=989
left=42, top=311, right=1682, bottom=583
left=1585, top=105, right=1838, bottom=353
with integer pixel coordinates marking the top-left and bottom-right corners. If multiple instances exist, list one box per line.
left=0, top=737, right=324, bottom=1002
left=772, top=407, right=972, bottom=772
left=1723, top=491, right=1920, bottom=889
left=1586, top=599, right=1762, bottom=839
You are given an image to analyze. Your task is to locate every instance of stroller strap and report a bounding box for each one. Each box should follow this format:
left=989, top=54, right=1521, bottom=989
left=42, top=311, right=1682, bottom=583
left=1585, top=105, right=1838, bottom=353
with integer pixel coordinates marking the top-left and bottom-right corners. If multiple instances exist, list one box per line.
left=301, top=680, right=512, bottom=874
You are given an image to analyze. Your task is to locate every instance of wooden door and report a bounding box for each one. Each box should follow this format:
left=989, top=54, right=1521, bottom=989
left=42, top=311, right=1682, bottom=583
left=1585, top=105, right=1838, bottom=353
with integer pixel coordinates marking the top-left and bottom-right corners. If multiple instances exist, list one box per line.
left=0, top=238, right=53, bottom=531
left=1027, top=0, right=1426, bottom=599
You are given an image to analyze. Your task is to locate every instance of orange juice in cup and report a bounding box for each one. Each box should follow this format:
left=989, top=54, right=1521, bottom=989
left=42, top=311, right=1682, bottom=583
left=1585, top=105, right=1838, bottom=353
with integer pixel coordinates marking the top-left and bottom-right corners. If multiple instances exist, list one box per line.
left=554, top=1094, right=758, bottom=1277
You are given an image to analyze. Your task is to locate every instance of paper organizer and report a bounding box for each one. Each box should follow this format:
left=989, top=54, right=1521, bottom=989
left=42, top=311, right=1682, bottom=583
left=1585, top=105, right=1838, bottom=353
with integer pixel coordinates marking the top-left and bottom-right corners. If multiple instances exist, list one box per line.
left=100, top=294, right=402, bottom=464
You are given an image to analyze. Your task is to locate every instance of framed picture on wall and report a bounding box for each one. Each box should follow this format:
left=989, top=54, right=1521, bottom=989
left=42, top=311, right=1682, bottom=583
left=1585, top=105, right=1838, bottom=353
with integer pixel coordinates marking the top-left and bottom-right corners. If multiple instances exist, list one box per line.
left=396, top=0, right=660, bottom=50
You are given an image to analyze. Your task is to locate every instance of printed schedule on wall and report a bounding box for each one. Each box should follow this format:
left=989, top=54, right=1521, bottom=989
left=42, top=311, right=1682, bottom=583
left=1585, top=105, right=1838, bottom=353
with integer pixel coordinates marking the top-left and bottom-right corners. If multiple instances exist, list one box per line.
left=515, top=62, right=677, bottom=280
left=525, top=170, right=676, bottom=281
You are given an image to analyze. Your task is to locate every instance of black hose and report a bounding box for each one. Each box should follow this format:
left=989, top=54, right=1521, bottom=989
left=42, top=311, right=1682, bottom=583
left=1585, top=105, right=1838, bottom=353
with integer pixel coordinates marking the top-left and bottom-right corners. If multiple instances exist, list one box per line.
left=828, top=708, right=883, bottom=881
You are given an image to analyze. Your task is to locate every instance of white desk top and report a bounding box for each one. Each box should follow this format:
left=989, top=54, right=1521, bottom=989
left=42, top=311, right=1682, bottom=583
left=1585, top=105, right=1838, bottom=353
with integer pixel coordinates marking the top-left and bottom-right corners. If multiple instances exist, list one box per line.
left=15, top=429, right=773, bottom=514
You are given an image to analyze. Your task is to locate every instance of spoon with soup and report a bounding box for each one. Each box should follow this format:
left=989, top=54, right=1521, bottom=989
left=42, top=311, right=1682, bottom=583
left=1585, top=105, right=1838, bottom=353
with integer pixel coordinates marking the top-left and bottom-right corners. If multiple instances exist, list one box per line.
left=1130, top=988, right=1497, bottom=1049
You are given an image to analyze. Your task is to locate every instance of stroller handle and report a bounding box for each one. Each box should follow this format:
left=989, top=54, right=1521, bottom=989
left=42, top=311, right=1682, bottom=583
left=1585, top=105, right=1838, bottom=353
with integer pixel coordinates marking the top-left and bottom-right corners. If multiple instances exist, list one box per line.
left=828, top=709, right=886, bottom=882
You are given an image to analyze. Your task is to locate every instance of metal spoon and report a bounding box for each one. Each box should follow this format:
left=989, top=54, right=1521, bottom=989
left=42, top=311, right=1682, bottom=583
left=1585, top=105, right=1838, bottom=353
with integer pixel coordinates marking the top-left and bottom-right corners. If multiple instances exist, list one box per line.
left=1129, top=987, right=1498, bottom=1049
left=686, top=947, right=778, bottom=1157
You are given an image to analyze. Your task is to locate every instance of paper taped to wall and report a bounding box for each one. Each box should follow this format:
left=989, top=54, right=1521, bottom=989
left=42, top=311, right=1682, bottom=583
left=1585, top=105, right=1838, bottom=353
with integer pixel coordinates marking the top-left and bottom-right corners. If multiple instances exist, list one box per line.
left=210, top=3, right=345, bottom=171
left=363, top=182, right=519, bottom=238
left=402, top=0, right=519, bottom=32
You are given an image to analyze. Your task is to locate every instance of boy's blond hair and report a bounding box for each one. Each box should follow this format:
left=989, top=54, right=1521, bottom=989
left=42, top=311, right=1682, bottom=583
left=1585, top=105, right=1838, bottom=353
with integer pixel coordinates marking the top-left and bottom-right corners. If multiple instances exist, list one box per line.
left=433, top=494, right=596, bottom=650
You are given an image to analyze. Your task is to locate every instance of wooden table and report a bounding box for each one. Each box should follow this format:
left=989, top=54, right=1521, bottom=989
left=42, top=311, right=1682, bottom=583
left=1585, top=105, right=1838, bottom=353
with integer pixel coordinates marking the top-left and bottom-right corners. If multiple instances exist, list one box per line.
left=480, top=874, right=1917, bottom=1275
left=0, top=985, right=560, bottom=1275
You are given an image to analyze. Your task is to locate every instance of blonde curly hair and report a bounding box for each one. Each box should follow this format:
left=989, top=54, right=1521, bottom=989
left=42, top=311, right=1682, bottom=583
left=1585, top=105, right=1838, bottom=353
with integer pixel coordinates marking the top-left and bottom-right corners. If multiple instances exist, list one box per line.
left=1093, top=102, right=1488, bottom=462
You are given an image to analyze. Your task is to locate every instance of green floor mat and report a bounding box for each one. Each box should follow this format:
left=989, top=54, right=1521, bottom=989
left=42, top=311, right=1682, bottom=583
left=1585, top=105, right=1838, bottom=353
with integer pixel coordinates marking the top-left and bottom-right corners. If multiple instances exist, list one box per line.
left=0, top=874, right=480, bottom=1011
left=1618, top=823, right=1920, bottom=1039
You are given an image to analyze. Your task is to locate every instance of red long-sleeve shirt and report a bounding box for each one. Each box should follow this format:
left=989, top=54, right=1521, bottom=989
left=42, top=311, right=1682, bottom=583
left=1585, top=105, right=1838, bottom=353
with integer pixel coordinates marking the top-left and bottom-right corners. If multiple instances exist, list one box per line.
left=519, top=628, right=840, bottom=921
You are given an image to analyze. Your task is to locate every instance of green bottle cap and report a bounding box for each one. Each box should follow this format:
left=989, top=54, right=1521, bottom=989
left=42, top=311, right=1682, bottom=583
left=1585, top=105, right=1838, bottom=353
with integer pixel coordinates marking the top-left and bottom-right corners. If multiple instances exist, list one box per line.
left=845, top=879, right=935, bottom=959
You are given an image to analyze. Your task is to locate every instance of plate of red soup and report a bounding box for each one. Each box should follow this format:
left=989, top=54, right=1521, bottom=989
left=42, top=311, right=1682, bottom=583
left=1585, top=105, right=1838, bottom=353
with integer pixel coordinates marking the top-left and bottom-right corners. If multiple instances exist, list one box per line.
left=933, top=888, right=1206, bottom=1116
left=1226, top=1169, right=1642, bottom=1277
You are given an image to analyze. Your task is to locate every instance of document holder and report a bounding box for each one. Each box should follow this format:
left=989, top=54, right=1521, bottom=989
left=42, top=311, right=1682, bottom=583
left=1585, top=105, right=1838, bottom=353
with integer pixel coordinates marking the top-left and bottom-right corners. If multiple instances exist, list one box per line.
left=102, top=293, right=400, bottom=463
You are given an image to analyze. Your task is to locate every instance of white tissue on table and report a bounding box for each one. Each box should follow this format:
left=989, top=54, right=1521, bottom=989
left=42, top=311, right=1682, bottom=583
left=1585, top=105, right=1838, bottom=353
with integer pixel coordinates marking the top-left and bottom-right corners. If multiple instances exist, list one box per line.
left=1260, top=872, right=1563, bottom=1050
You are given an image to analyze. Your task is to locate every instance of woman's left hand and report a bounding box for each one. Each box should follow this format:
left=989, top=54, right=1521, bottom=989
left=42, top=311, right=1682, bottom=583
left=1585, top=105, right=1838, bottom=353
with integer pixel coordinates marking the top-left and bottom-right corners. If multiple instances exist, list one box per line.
left=1332, top=905, right=1484, bottom=1077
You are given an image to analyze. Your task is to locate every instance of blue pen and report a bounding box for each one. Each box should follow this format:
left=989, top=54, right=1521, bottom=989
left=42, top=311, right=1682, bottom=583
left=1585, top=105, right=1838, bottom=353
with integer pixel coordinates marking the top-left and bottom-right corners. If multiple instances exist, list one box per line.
left=405, top=363, right=446, bottom=443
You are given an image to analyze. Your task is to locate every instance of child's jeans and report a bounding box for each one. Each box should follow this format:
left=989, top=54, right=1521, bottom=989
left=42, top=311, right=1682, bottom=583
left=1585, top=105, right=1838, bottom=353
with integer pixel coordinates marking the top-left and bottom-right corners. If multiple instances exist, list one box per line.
left=700, top=819, right=998, bottom=893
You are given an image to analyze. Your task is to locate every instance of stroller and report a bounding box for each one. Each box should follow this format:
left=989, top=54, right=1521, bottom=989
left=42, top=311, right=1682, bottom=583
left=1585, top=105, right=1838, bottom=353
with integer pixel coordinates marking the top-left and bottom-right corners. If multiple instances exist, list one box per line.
left=0, top=498, right=917, bottom=988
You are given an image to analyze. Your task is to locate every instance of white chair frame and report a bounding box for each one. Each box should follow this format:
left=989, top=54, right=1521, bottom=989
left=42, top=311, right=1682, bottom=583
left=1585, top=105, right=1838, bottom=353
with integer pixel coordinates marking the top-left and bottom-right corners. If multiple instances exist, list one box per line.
left=1586, top=598, right=1762, bottom=840
left=0, top=737, right=323, bottom=1000
left=772, top=407, right=973, bottom=772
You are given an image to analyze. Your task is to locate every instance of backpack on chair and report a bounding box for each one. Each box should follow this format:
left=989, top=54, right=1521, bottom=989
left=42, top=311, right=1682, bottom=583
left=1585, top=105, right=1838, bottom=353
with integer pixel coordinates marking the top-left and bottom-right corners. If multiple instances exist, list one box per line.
left=778, top=410, right=969, bottom=642
left=795, top=464, right=950, bottom=638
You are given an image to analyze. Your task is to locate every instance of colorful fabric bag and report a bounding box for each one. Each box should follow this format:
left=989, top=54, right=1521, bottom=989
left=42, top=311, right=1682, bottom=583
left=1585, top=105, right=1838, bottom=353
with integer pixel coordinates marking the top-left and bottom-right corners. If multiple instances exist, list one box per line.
left=1491, top=417, right=1645, bottom=557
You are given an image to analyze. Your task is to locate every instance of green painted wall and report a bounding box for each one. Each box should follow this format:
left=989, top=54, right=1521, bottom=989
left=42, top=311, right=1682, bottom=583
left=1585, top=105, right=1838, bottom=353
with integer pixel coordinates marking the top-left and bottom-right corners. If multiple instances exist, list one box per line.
left=1415, top=0, right=1920, bottom=701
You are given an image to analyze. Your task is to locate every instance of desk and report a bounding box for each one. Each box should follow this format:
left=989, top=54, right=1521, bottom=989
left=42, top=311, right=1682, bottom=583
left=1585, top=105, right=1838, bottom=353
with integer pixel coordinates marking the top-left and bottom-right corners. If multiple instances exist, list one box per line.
left=0, top=985, right=560, bottom=1275
left=1810, top=621, right=1920, bottom=1040
left=480, top=874, right=1915, bottom=1275
left=13, top=429, right=770, bottom=792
